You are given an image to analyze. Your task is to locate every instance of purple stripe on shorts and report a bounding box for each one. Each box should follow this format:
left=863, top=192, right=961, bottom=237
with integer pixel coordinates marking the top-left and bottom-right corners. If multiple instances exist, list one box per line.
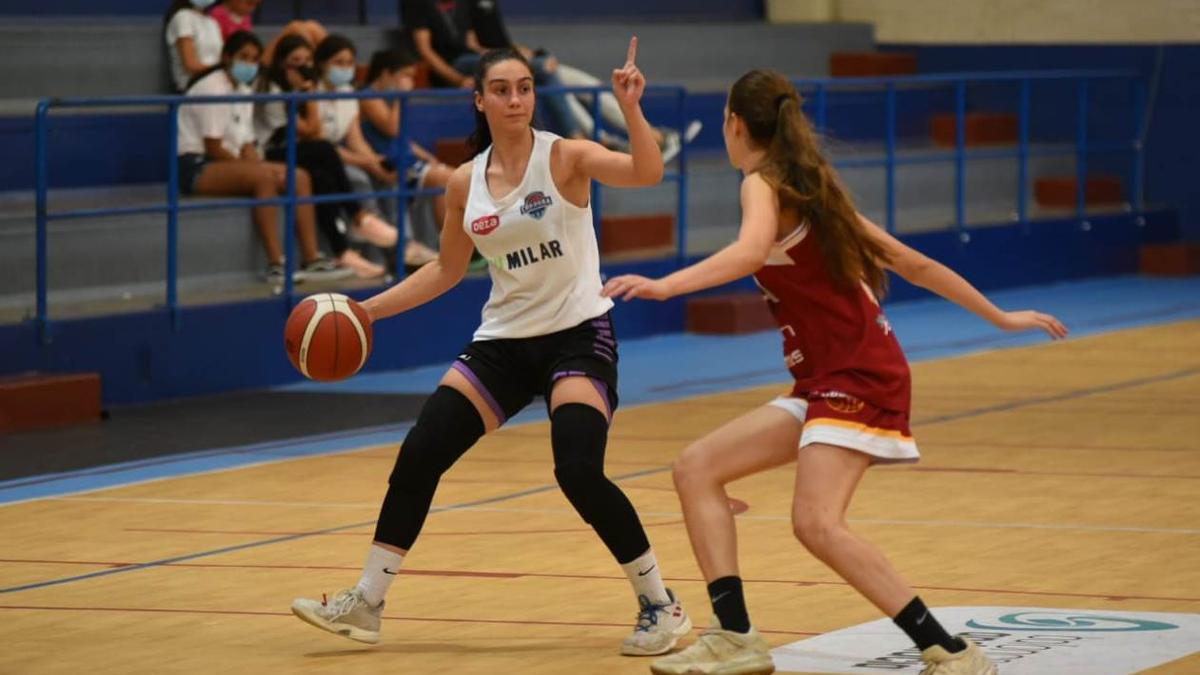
left=593, top=344, right=615, bottom=361
left=451, top=361, right=506, bottom=424
left=552, top=370, right=612, bottom=422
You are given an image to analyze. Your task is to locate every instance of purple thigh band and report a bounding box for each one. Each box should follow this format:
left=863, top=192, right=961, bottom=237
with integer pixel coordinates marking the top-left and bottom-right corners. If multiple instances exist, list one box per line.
left=551, top=370, right=612, bottom=421
left=451, top=360, right=507, bottom=424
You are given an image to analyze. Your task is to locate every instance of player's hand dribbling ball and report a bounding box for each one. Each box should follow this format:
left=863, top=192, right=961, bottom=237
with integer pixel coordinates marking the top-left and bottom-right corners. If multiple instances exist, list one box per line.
left=284, top=293, right=373, bottom=381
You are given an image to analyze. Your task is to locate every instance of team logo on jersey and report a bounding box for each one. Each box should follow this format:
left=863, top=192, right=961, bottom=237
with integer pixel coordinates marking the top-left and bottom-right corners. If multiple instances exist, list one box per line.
left=520, top=191, right=553, bottom=219
left=471, top=214, right=500, bottom=235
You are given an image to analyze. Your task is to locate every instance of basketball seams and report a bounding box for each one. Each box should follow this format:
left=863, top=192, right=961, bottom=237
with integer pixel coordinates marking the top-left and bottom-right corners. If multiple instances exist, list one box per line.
left=298, top=296, right=334, bottom=380
left=339, top=297, right=371, bottom=372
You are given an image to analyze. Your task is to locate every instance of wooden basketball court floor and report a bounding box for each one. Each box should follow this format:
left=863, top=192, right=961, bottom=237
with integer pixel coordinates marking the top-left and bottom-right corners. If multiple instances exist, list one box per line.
left=1, top=319, right=1198, bottom=674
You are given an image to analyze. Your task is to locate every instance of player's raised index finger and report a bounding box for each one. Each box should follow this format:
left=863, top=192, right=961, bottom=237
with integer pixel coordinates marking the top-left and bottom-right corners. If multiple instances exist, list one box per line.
left=625, top=36, right=638, bottom=65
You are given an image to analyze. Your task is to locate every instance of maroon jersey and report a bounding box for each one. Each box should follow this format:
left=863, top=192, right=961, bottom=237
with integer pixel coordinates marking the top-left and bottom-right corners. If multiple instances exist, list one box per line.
left=753, top=223, right=912, bottom=412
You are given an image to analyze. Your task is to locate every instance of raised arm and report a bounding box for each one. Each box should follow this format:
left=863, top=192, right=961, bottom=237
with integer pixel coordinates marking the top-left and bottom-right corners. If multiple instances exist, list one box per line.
left=602, top=173, right=777, bottom=301
left=859, top=214, right=1067, bottom=338
left=560, top=37, right=662, bottom=188
left=361, top=163, right=476, bottom=321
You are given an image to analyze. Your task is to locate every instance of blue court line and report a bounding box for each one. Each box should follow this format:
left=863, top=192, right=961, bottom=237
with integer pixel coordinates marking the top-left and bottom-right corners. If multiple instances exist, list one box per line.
left=3, top=275, right=1199, bottom=507
left=0, top=465, right=670, bottom=596
left=1, top=355, right=1193, bottom=595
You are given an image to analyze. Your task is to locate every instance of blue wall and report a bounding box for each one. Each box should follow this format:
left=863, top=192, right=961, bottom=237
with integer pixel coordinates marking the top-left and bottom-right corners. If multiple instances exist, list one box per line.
left=882, top=44, right=1200, bottom=241
left=1, top=211, right=1165, bottom=405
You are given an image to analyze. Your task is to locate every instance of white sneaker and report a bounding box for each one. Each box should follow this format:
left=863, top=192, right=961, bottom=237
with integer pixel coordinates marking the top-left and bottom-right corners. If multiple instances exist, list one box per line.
left=660, top=131, right=682, bottom=164
left=621, top=588, right=693, bottom=656
left=650, top=616, right=774, bottom=675
left=920, top=639, right=997, bottom=675
left=291, top=588, right=383, bottom=644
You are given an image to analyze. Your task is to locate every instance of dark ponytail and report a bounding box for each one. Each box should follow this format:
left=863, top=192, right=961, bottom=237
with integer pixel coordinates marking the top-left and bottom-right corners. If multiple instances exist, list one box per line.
left=466, top=47, right=533, bottom=157
left=729, top=69, right=891, bottom=298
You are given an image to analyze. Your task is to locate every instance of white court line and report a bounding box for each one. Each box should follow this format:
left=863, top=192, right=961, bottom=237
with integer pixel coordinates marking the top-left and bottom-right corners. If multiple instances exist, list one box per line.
left=54, top=497, right=1200, bottom=535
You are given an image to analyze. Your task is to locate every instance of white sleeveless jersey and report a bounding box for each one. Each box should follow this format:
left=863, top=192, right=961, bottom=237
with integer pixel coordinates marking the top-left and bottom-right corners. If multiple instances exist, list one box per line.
left=464, top=130, right=613, bottom=340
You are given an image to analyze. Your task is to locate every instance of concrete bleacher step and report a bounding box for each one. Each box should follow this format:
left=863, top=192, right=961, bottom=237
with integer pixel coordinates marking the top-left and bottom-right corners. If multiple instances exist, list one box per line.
left=0, top=371, right=102, bottom=433
left=686, top=292, right=774, bottom=335
left=1139, top=243, right=1200, bottom=276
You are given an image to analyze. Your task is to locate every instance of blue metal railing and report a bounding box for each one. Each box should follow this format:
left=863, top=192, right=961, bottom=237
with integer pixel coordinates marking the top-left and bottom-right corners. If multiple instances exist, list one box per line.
left=32, top=84, right=689, bottom=343
left=795, top=69, right=1144, bottom=241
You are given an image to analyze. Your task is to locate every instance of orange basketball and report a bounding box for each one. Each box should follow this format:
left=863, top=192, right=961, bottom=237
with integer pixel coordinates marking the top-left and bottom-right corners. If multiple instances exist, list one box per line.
left=284, top=293, right=373, bottom=381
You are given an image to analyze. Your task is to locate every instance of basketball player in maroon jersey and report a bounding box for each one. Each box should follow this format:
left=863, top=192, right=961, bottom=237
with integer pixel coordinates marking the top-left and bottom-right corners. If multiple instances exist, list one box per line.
left=603, top=69, right=1067, bottom=675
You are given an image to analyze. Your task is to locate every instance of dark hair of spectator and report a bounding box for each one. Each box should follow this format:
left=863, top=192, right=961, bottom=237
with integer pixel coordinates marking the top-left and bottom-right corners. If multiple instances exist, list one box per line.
left=365, top=48, right=420, bottom=85
left=163, top=0, right=196, bottom=28
left=264, top=33, right=314, bottom=91
left=314, top=33, right=357, bottom=67
left=185, top=30, right=262, bottom=91
left=466, top=48, right=534, bottom=157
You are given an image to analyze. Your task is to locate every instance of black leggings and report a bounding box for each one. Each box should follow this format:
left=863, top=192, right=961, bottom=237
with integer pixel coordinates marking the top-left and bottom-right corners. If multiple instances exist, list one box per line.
left=266, top=139, right=356, bottom=256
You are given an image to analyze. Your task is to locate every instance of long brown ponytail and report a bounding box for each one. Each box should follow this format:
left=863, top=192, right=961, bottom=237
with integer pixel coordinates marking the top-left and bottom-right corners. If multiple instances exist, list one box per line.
left=728, top=69, right=891, bottom=298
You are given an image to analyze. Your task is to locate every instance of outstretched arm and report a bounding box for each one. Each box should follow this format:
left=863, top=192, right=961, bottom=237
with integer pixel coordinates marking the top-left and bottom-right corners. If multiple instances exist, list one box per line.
left=361, top=164, right=475, bottom=321
left=562, top=37, right=662, bottom=188
left=860, top=215, right=1067, bottom=338
left=602, top=173, right=777, bottom=301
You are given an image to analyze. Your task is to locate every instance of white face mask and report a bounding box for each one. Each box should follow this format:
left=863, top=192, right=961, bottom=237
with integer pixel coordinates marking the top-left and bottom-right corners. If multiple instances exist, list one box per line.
left=190, top=0, right=217, bottom=9
left=327, top=65, right=356, bottom=87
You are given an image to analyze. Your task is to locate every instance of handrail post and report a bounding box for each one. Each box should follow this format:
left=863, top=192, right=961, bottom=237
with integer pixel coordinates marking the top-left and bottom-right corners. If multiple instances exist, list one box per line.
left=676, top=87, right=688, bottom=264
left=590, top=85, right=603, bottom=238
left=283, top=97, right=298, bottom=302
left=815, top=83, right=828, bottom=133
left=166, top=101, right=181, bottom=330
left=1017, top=78, right=1031, bottom=233
left=34, top=100, right=51, bottom=344
left=1131, top=76, right=1146, bottom=215
left=884, top=82, right=897, bottom=234
left=395, top=92, right=409, bottom=281
left=954, top=80, right=967, bottom=242
left=1075, top=78, right=1089, bottom=226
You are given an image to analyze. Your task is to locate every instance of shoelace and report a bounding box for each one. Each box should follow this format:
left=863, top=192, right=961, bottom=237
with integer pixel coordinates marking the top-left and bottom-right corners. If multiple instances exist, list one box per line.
left=633, top=594, right=671, bottom=633
left=325, top=590, right=361, bottom=619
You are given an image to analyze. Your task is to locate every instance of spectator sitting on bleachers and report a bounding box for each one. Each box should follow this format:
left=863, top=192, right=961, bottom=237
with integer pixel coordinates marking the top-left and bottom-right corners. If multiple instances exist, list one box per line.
left=459, top=0, right=698, bottom=161
left=177, top=31, right=343, bottom=284
left=359, top=48, right=457, bottom=254
left=314, top=36, right=438, bottom=267
left=400, top=0, right=582, bottom=140
left=164, top=0, right=224, bottom=92
left=254, top=34, right=395, bottom=278
left=207, top=0, right=328, bottom=66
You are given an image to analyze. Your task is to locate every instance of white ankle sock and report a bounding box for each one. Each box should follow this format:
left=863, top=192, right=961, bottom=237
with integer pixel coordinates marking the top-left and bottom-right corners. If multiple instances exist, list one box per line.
left=620, top=549, right=671, bottom=605
left=355, top=544, right=404, bottom=606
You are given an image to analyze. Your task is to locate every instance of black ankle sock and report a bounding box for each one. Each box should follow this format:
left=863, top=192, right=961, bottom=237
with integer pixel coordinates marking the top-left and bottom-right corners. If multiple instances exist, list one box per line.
left=892, top=597, right=965, bottom=653
left=707, top=576, right=751, bottom=634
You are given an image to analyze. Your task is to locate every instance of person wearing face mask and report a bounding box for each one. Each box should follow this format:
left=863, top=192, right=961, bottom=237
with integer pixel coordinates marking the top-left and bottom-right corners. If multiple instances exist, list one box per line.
left=314, top=36, right=441, bottom=267
left=359, top=48, right=456, bottom=255
left=164, top=0, right=225, bottom=93
left=255, top=35, right=401, bottom=277
left=178, top=31, right=341, bottom=285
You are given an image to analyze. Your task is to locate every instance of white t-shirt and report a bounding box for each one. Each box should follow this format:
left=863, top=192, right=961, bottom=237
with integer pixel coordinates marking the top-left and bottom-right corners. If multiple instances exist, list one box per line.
left=317, top=83, right=359, bottom=145
left=464, top=130, right=613, bottom=340
left=165, top=9, right=224, bottom=92
left=177, top=69, right=254, bottom=157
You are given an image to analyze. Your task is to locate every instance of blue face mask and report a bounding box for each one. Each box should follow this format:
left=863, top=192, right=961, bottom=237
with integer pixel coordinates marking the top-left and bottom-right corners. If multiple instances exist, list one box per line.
left=327, top=65, right=356, bottom=87
left=190, top=0, right=217, bottom=8
left=230, top=60, right=259, bottom=85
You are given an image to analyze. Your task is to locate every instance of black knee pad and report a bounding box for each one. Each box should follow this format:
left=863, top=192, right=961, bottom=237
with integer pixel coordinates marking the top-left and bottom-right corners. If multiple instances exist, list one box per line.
left=551, top=403, right=609, bottom=502
left=376, top=385, right=486, bottom=550
left=388, top=385, right=485, bottom=487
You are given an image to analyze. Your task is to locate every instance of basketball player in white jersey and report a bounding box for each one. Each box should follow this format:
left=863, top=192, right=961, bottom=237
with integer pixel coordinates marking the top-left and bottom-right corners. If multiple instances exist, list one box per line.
left=291, top=38, right=693, bottom=657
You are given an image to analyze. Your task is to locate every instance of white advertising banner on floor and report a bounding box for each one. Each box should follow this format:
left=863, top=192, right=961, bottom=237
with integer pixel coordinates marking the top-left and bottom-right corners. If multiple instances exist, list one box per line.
left=771, top=607, right=1200, bottom=674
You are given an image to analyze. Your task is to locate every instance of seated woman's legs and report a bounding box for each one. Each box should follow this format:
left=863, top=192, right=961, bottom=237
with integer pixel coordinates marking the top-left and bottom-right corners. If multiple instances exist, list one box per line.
left=193, top=159, right=322, bottom=269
